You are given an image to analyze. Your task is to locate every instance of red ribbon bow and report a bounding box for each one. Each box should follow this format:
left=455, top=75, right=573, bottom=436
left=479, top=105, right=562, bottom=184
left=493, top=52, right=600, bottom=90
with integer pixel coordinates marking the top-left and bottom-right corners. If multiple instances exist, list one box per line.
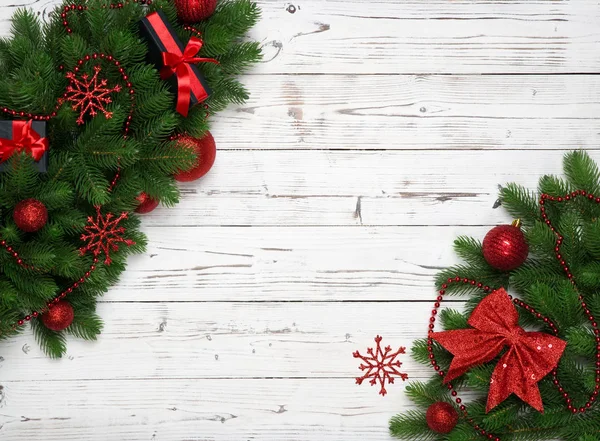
left=0, top=120, right=48, bottom=164
left=160, top=36, right=219, bottom=117
left=432, top=288, right=566, bottom=413
left=146, top=12, right=219, bottom=117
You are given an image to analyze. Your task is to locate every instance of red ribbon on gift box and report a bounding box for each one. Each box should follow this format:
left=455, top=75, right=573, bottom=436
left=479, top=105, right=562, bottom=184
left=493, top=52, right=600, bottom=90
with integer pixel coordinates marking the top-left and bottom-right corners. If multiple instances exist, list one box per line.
left=0, top=120, right=48, bottom=164
left=146, top=12, right=219, bottom=117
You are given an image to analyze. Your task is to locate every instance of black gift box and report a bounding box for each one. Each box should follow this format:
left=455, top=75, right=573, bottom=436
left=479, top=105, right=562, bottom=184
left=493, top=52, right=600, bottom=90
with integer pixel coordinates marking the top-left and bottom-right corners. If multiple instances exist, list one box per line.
left=0, top=120, right=48, bottom=173
left=139, top=10, right=212, bottom=114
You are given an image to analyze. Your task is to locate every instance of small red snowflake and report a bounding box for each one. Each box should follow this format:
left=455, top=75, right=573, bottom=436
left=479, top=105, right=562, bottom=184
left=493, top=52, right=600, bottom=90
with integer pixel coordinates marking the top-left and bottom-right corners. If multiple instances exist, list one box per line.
left=79, top=206, right=135, bottom=265
left=63, top=65, right=122, bottom=125
left=353, top=335, right=408, bottom=396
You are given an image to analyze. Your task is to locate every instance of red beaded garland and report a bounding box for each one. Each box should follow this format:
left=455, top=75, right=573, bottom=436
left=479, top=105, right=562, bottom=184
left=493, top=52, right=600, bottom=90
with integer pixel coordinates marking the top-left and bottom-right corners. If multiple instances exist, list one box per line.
left=60, top=0, right=152, bottom=34
left=2, top=257, right=99, bottom=334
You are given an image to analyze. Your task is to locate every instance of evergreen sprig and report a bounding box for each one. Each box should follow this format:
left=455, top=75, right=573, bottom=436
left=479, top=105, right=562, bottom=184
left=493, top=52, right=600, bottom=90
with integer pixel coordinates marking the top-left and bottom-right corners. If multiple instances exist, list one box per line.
left=0, top=0, right=261, bottom=357
left=390, top=151, right=600, bottom=440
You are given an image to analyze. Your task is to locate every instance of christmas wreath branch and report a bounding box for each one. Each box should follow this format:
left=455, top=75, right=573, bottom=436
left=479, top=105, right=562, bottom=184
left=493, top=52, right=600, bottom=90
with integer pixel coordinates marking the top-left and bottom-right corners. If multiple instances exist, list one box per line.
left=0, top=0, right=261, bottom=357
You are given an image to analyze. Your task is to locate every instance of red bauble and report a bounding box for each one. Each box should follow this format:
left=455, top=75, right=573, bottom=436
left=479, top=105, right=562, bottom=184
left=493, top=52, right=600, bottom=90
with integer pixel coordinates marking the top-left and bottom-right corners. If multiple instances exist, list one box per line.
left=13, top=199, right=48, bottom=232
left=174, top=0, right=217, bottom=22
left=174, top=131, right=216, bottom=182
left=42, top=301, right=74, bottom=331
left=135, top=192, right=160, bottom=214
left=482, top=220, right=529, bottom=271
left=426, top=402, right=458, bottom=434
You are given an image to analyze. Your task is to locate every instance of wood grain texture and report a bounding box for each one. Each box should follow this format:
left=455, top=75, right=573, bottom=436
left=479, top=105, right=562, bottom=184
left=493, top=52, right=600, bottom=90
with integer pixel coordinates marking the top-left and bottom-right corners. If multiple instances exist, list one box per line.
left=0, top=0, right=595, bottom=440
left=147, top=150, right=575, bottom=227
left=0, top=301, right=438, bottom=381
left=0, top=379, right=412, bottom=441
left=211, top=74, right=600, bottom=150
left=109, top=226, right=486, bottom=302
left=4, top=0, right=600, bottom=74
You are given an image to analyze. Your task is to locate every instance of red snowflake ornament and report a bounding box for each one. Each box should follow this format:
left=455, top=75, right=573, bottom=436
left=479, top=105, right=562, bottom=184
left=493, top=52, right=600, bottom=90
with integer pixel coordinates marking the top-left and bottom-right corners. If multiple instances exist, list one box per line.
left=80, top=206, right=135, bottom=265
left=63, top=65, right=122, bottom=124
left=353, top=335, right=408, bottom=396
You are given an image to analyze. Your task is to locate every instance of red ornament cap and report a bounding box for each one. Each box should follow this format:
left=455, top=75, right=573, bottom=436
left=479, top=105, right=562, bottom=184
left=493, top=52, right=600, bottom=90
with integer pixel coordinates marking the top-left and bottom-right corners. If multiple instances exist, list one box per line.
left=174, top=131, right=216, bottom=182
left=482, top=219, right=529, bottom=271
left=41, top=300, right=74, bottom=331
left=13, top=199, right=48, bottom=232
left=426, top=402, right=458, bottom=434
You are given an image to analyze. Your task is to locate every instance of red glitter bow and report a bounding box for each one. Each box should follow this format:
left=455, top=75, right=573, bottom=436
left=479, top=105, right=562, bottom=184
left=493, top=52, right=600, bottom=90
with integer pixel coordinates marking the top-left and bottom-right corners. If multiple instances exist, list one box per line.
left=431, top=288, right=566, bottom=413
left=159, top=36, right=219, bottom=117
left=0, top=121, right=48, bottom=163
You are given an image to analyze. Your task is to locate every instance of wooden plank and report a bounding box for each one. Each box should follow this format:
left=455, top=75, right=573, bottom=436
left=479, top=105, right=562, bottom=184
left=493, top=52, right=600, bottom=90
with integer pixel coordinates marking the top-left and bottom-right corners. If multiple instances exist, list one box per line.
left=0, top=379, right=411, bottom=441
left=147, top=149, right=578, bottom=227
left=1, top=301, right=450, bottom=381
left=2, top=0, right=600, bottom=74
left=212, top=74, right=600, bottom=150
left=108, top=225, right=486, bottom=301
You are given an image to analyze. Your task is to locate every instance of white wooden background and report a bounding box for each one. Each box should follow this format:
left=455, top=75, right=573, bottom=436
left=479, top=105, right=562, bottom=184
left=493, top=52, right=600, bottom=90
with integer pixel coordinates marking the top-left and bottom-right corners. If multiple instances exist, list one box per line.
left=0, top=1, right=598, bottom=440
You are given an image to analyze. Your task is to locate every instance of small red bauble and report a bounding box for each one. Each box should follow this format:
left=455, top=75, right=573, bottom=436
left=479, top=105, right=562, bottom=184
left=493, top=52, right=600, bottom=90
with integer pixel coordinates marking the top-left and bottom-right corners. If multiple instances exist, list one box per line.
left=174, top=131, right=216, bottom=182
left=135, top=192, right=159, bottom=214
left=482, top=219, right=529, bottom=271
left=42, top=300, right=74, bottom=331
left=13, top=199, right=48, bottom=232
left=174, top=0, right=217, bottom=22
left=426, top=402, right=459, bottom=434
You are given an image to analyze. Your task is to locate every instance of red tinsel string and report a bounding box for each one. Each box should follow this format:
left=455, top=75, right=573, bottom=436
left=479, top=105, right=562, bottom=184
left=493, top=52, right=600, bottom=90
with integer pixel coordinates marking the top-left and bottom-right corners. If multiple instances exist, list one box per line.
left=427, top=189, right=600, bottom=440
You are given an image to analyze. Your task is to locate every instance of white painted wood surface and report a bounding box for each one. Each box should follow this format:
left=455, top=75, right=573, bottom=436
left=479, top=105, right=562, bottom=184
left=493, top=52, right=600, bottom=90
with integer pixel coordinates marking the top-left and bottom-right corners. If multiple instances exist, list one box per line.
left=0, top=1, right=597, bottom=440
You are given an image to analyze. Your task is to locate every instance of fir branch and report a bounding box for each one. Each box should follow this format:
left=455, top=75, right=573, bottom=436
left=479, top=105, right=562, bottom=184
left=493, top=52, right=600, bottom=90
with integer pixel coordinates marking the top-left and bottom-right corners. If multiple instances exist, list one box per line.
left=389, top=410, right=437, bottom=441
left=32, top=318, right=67, bottom=358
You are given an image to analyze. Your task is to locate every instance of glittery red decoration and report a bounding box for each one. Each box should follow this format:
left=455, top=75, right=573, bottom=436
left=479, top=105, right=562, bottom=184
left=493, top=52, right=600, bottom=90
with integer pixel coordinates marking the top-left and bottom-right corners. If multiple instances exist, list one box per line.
left=482, top=222, right=529, bottom=271
left=353, top=335, right=408, bottom=396
left=13, top=199, right=48, bottom=232
left=63, top=65, right=122, bottom=124
left=41, top=300, right=74, bottom=331
left=135, top=192, right=159, bottom=214
left=432, top=288, right=566, bottom=412
left=80, top=206, right=135, bottom=265
left=173, top=131, right=216, bottom=182
left=426, top=402, right=458, bottom=434
left=174, top=0, right=217, bottom=22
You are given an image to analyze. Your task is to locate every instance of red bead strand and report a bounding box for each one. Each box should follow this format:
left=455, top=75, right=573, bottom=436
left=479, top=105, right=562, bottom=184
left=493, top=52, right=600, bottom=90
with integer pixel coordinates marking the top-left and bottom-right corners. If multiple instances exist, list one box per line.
left=68, top=53, right=136, bottom=191
left=0, top=237, right=42, bottom=271
left=5, top=257, right=99, bottom=333
left=539, top=191, right=600, bottom=412
left=428, top=277, right=501, bottom=441
left=61, top=0, right=152, bottom=34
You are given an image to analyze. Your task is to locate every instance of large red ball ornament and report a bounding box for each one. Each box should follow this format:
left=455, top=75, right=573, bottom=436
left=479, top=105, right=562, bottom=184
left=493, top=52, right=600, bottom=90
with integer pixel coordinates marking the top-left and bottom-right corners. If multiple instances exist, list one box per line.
left=135, top=192, right=160, bottom=214
left=174, top=0, right=217, bottom=22
left=482, top=220, right=529, bottom=271
left=174, top=131, right=216, bottom=182
left=42, top=300, right=74, bottom=331
left=426, top=402, right=458, bottom=434
left=13, top=199, right=48, bottom=232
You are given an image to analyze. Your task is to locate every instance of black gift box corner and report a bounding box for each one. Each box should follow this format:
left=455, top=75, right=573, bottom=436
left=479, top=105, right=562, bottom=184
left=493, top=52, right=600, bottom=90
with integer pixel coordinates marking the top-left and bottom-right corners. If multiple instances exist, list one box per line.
left=139, top=10, right=212, bottom=112
left=0, top=120, right=48, bottom=173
